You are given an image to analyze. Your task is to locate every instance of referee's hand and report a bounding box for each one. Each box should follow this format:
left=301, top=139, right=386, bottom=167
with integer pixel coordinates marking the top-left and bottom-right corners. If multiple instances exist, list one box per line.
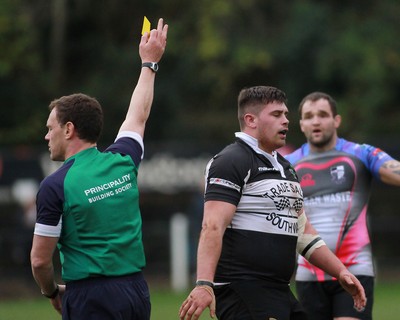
left=49, top=284, right=65, bottom=315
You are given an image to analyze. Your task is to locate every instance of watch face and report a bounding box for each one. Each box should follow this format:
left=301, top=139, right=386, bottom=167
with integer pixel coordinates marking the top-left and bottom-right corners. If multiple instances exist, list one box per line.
left=152, top=63, right=159, bottom=72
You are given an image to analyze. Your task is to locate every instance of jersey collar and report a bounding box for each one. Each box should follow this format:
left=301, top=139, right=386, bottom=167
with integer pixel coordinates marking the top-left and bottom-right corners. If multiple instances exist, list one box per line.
left=235, top=132, right=286, bottom=178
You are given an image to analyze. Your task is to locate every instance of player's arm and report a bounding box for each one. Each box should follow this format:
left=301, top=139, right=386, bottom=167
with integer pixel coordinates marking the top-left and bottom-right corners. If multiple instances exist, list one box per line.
left=197, top=200, right=235, bottom=284
left=30, top=234, right=63, bottom=314
left=379, top=159, right=400, bottom=186
left=118, top=18, right=168, bottom=137
left=179, top=200, right=236, bottom=320
left=296, top=210, right=367, bottom=311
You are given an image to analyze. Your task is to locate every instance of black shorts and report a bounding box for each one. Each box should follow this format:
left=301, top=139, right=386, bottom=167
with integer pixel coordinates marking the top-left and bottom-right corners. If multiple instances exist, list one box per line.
left=296, top=276, right=374, bottom=320
left=62, top=272, right=150, bottom=320
left=214, top=280, right=307, bottom=320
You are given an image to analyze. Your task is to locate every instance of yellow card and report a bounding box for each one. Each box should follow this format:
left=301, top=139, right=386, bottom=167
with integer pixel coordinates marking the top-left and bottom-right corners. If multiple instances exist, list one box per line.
left=141, top=16, right=151, bottom=35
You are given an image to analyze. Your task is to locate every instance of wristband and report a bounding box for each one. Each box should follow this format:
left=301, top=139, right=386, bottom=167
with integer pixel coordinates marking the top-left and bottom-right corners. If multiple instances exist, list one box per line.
left=42, top=284, right=59, bottom=299
left=196, top=280, right=214, bottom=288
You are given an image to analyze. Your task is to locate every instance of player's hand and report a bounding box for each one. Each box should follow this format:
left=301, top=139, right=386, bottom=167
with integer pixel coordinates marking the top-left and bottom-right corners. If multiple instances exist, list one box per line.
left=338, top=270, right=367, bottom=312
left=179, top=285, right=216, bottom=320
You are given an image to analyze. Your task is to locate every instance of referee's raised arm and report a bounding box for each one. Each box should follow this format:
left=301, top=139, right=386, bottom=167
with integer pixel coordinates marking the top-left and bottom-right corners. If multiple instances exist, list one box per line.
left=119, top=18, right=168, bottom=138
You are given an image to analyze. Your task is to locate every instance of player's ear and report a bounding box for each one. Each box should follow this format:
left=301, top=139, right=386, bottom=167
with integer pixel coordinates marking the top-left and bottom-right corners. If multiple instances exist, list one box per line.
left=334, top=114, right=341, bottom=129
left=244, top=113, right=256, bottom=128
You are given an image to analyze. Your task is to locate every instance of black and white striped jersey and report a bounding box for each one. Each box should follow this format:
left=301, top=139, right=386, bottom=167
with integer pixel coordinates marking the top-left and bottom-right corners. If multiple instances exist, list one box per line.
left=205, top=134, right=303, bottom=284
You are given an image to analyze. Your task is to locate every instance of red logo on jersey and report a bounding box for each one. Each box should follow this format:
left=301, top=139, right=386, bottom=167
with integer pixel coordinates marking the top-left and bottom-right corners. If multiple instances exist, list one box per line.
left=372, top=148, right=382, bottom=157
left=300, top=173, right=315, bottom=188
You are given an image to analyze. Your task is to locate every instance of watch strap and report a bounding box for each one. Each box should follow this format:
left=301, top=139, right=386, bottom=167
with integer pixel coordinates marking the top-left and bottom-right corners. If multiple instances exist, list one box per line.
left=142, top=62, right=158, bottom=72
left=42, top=284, right=59, bottom=299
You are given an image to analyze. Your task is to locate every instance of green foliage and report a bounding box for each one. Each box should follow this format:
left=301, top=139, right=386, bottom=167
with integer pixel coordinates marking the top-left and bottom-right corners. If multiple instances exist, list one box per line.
left=0, top=0, right=39, bottom=76
left=0, top=0, right=48, bottom=145
left=1, top=0, right=400, bottom=148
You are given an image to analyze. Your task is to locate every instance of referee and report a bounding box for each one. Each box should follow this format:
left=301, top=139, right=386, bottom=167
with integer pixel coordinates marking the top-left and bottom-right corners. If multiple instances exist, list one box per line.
left=30, top=18, right=168, bottom=320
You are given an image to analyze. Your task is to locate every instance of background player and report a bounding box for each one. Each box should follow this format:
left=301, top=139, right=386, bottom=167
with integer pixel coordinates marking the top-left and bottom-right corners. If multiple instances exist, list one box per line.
left=285, top=91, right=400, bottom=320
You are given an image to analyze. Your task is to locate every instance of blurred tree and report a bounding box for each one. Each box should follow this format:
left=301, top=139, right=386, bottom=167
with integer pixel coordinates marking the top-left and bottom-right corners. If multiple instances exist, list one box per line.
left=0, top=0, right=47, bottom=145
left=0, top=0, right=399, bottom=150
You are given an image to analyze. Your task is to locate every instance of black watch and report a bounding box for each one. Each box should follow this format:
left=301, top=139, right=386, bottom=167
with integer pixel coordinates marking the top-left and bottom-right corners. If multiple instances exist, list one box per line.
left=42, top=285, right=59, bottom=299
left=142, top=62, right=159, bottom=72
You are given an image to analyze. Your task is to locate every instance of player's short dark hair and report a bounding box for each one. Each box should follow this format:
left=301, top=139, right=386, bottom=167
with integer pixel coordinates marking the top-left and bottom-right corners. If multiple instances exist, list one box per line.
left=298, top=92, right=338, bottom=118
left=49, top=93, right=103, bottom=143
left=238, top=86, right=287, bottom=128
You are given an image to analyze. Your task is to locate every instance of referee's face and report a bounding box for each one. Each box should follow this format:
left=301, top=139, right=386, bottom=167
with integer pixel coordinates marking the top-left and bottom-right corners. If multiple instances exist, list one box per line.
left=45, top=108, right=67, bottom=161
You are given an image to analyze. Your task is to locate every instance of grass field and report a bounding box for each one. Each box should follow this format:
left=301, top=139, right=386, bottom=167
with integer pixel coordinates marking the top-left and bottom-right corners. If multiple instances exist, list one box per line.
left=0, top=281, right=399, bottom=319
